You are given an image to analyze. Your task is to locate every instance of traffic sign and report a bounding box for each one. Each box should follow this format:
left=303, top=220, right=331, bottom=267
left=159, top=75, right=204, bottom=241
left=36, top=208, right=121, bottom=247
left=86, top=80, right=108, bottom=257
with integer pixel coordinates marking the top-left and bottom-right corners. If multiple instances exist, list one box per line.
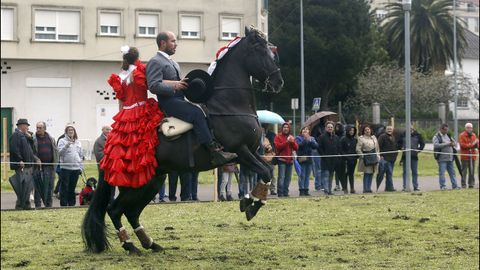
left=312, top=97, right=321, bottom=111
left=291, top=98, right=299, bottom=110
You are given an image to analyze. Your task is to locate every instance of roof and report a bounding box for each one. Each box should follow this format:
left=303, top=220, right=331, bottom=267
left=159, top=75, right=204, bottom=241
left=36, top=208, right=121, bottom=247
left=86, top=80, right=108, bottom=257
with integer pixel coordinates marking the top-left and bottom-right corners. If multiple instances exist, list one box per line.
left=463, top=29, right=479, bottom=59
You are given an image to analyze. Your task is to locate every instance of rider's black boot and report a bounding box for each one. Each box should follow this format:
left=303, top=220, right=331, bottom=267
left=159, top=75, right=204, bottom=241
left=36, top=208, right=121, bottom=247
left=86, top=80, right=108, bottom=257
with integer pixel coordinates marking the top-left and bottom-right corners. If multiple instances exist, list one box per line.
left=206, top=142, right=237, bottom=166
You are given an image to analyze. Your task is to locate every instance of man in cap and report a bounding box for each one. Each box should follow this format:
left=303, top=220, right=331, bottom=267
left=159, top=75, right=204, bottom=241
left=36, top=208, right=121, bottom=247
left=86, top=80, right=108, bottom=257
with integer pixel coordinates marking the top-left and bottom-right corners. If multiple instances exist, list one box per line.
left=9, top=118, right=38, bottom=209
left=146, top=31, right=237, bottom=166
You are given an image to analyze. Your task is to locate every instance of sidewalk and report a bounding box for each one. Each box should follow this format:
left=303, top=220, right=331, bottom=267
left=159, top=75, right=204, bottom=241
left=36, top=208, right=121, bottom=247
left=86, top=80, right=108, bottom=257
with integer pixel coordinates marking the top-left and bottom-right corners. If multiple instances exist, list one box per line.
left=3, top=176, right=475, bottom=210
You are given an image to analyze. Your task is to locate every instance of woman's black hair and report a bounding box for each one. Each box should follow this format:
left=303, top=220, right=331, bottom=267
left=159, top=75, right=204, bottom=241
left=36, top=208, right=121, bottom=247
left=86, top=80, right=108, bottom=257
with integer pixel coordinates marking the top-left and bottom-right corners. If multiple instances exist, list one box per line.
left=121, top=47, right=139, bottom=70
left=361, top=124, right=371, bottom=135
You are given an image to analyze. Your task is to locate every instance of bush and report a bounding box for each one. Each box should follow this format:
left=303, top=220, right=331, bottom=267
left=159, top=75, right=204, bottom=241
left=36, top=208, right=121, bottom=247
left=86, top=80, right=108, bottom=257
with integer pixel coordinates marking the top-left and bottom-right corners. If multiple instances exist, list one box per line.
left=416, top=127, right=438, bottom=143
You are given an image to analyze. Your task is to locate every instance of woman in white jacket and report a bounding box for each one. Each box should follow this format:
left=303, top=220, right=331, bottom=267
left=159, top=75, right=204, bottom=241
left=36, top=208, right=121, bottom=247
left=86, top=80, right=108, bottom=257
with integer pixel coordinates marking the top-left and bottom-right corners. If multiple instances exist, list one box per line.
left=58, top=124, right=83, bottom=206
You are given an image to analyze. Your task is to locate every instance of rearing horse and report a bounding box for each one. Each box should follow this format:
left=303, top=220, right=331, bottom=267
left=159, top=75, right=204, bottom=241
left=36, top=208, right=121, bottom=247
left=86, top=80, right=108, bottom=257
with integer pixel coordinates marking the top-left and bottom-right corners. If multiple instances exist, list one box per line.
left=82, top=27, right=284, bottom=255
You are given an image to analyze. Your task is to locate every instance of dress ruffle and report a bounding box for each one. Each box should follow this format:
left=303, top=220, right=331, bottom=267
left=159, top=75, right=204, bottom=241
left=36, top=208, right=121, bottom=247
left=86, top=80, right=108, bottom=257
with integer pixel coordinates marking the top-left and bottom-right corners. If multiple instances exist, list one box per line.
left=101, top=98, right=163, bottom=188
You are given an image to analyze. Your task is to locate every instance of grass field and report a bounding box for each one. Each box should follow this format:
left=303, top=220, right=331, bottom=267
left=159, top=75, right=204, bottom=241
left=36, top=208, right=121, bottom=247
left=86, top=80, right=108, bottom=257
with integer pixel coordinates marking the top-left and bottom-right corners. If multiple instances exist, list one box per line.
left=1, top=189, right=478, bottom=269
left=0, top=152, right=444, bottom=193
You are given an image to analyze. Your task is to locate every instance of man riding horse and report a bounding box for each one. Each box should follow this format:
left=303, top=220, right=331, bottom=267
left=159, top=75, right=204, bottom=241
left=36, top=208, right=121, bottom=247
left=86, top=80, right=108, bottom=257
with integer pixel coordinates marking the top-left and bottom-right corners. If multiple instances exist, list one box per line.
left=146, top=31, right=237, bottom=166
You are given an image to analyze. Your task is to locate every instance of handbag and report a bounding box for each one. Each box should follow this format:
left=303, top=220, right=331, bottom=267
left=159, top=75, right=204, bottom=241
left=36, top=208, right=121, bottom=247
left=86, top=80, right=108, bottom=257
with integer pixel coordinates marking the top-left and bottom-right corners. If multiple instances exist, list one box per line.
left=363, top=148, right=378, bottom=166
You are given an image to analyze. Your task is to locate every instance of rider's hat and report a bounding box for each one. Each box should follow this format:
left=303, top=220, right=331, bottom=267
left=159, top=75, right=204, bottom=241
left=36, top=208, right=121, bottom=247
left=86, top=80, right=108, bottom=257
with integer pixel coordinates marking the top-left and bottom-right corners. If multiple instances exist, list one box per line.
left=184, top=69, right=214, bottom=103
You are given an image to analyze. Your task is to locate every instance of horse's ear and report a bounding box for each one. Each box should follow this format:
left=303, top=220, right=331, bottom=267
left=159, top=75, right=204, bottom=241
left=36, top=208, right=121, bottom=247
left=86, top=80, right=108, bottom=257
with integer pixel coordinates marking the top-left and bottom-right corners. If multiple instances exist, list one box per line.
left=245, top=26, right=250, bottom=36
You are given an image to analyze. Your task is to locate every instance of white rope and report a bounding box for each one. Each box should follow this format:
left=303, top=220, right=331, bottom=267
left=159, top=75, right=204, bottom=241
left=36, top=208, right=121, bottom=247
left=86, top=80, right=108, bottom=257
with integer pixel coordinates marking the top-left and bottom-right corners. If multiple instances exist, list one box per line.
left=1, top=149, right=478, bottom=166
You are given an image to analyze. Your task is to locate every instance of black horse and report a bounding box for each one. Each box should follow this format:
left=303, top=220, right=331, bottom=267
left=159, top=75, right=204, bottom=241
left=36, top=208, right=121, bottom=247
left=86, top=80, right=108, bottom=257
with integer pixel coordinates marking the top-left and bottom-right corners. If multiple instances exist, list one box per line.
left=82, top=27, right=284, bottom=255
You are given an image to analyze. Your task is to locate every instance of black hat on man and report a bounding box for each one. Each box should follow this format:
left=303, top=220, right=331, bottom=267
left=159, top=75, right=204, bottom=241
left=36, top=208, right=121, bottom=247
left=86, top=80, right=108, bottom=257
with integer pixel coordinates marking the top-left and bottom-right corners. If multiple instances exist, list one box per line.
left=16, top=118, right=30, bottom=126
left=183, top=69, right=214, bottom=103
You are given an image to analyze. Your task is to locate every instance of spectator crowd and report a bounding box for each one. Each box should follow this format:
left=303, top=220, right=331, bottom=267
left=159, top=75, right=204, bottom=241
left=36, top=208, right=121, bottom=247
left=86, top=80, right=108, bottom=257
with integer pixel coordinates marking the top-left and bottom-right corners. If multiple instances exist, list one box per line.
left=7, top=117, right=479, bottom=210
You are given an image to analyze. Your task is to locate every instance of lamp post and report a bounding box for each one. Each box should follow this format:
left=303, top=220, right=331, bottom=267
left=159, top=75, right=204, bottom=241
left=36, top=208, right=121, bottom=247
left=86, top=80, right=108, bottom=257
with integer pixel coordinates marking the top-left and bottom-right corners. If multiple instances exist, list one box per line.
left=300, top=0, right=305, bottom=127
left=453, top=0, right=459, bottom=141
left=403, top=0, right=412, bottom=192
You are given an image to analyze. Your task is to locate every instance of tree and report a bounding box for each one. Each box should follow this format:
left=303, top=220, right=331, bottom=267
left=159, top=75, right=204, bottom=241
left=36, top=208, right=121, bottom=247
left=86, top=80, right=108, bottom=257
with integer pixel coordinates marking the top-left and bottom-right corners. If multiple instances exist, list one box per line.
left=382, top=0, right=466, bottom=73
left=265, top=0, right=377, bottom=112
left=345, top=64, right=456, bottom=122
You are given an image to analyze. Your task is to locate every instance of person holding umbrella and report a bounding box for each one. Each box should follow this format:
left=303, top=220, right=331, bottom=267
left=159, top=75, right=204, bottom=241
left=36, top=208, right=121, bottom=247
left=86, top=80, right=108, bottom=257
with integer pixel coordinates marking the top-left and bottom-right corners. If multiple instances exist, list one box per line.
left=9, top=118, right=38, bottom=210
left=32, top=121, right=58, bottom=208
left=459, top=123, right=478, bottom=188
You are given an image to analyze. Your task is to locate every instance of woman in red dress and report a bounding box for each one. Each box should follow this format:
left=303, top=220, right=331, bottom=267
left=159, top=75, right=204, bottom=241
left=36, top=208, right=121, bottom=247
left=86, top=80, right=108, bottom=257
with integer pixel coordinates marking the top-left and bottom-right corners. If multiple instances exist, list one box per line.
left=101, top=46, right=164, bottom=188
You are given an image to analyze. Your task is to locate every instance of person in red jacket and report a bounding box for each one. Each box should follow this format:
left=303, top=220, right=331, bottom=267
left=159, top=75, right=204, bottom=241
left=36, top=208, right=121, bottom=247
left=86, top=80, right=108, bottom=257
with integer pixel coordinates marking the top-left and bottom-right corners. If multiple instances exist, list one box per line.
left=274, top=122, right=299, bottom=197
left=459, top=123, right=478, bottom=188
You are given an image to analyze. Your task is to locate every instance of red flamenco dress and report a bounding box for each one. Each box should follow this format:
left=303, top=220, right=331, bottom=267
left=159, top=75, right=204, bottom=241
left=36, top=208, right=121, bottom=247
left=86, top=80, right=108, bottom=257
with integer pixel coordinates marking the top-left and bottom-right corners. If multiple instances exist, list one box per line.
left=101, top=60, right=164, bottom=188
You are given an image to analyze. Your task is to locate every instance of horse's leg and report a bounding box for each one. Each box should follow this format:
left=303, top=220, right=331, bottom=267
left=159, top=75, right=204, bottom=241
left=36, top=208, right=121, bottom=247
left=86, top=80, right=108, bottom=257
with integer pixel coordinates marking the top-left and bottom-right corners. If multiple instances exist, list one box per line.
left=123, top=174, right=166, bottom=253
left=236, top=146, right=272, bottom=221
left=106, top=191, right=142, bottom=256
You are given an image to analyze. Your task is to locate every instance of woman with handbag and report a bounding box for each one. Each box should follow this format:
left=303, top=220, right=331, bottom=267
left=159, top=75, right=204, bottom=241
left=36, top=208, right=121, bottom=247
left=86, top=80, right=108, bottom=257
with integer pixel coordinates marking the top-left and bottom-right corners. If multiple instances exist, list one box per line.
left=356, top=125, right=380, bottom=193
left=295, top=126, right=318, bottom=196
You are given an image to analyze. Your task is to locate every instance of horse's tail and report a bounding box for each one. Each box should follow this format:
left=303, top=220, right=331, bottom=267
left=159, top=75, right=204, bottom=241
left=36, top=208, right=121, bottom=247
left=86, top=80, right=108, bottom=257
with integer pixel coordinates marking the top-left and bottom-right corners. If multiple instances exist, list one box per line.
left=81, top=175, right=112, bottom=253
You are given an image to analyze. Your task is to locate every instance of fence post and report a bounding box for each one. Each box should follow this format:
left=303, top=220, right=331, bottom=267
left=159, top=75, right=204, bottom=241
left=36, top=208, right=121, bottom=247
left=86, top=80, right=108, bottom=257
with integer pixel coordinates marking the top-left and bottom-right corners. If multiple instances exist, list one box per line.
left=2, top=117, right=7, bottom=182
left=438, top=103, right=446, bottom=123
left=372, top=102, right=380, bottom=124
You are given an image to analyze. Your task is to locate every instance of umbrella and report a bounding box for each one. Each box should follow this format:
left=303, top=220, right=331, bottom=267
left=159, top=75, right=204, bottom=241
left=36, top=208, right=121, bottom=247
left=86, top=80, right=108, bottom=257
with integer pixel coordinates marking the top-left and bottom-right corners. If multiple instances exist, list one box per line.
left=256, top=110, right=285, bottom=124
left=303, top=111, right=337, bottom=128
left=294, top=158, right=302, bottom=178
left=9, top=171, right=29, bottom=209
left=33, top=169, right=49, bottom=205
left=376, top=162, right=384, bottom=191
left=452, top=148, right=463, bottom=179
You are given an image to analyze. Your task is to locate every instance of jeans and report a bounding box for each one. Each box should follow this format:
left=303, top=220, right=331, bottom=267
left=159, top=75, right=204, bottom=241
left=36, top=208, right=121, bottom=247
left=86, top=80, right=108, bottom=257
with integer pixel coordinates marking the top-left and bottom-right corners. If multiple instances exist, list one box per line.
left=190, top=172, right=199, bottom=200
left=461, top=159, right=476, bottom=188
left=239, top=165, right=257, bottom=198
left=438, top=161, right=458, bottom=189
left=221, top=172, right=233, bottom=197
left=59, top=169, right=80, bottom=206
left=320, top=170, right=333, bottom=194
left=158, top=182, right=166, bottom=201
left=376, top=159, right=395, bottom=191
left=363, top=173, right=373, bottom=193
left=277, top=162, right=293, bottom=196
left=312, top=151, right=323, bottom=190
left=299, top=162, right=312, bottom=190
left=34, top=166, right=55, bottom=208
left=402, top=159, right=419, bottom=190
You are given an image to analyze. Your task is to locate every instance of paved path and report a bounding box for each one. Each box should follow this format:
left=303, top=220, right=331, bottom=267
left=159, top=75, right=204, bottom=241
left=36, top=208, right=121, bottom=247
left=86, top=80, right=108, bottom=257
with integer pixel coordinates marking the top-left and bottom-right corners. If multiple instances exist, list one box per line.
left=2, top=176, right=476, bottom=210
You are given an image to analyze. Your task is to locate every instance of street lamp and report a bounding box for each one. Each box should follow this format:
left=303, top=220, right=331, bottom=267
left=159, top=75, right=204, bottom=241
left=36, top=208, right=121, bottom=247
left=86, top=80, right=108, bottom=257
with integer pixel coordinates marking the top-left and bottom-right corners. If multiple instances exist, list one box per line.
left=300, top=0, right=305, bottom=127
left=453, top=0, right=459, bottom=141
left=403, top=0, right=412, bottom=192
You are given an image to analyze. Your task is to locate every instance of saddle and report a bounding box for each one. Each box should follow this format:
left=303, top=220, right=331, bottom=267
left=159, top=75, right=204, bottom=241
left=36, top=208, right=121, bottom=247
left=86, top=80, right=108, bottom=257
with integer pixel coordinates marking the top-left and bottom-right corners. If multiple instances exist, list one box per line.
left=158, top=100, right=208, bottom=140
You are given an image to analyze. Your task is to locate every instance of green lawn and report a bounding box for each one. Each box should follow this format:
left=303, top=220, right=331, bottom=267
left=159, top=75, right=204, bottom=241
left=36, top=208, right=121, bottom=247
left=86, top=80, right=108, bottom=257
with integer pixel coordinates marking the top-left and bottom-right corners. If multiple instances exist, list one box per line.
left=0, top=152, right=446, bottom=193
left=1, top=189, right=478, bottom=269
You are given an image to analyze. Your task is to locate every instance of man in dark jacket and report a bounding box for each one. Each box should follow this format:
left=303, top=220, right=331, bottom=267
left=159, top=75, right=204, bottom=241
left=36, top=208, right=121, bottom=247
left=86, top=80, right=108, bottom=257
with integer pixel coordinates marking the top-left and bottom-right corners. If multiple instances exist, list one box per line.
left=333, top=122, right=345, bottom=191
left=93, top=125, right=114, bottom=202
left=32, top=121, right=58, bottom=208
left=398, top=126, right=425, bottom=191
left=377, top=126, right=398, bottom=191
left=317, top=121, right=340, bottom=195
left=9, top=118, right=38, bottom=209
left=340, top=125, right=358, bottom=193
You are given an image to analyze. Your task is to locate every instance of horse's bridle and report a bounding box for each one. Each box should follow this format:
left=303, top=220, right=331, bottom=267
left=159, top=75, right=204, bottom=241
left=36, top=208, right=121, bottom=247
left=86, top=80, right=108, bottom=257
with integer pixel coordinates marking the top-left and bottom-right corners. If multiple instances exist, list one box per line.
left=261, top=68, right=281, bottom=92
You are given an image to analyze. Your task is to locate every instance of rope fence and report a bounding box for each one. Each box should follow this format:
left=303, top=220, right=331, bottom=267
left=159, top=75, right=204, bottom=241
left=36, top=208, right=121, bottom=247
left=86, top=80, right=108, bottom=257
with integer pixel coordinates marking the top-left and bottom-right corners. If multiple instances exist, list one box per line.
left=1, top=149, right=478, bottom=167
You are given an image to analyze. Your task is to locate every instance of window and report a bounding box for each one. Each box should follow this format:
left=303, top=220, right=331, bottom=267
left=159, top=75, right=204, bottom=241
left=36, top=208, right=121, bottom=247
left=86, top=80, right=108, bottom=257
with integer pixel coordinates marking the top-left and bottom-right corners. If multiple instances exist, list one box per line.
left=99, top=11, right=121, bottom=36
left=137, top=13, right=159, bottom=37
left=376, top=9, right=388, bottom=20
left=34, top=9, right=80, bottom=42
left=220, top=17, right=241, bottom=40
left=1, top=7, right=15, bottom=40
left=458, top=96, right=469, bottom=108
left=180, top=15, right=201, bottom=39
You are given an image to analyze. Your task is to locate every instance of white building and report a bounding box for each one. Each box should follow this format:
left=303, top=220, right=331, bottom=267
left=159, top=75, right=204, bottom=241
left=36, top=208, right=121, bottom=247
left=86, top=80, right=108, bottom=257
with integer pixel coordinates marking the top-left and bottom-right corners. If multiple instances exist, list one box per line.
left=1, top=0, right=268, bottom=154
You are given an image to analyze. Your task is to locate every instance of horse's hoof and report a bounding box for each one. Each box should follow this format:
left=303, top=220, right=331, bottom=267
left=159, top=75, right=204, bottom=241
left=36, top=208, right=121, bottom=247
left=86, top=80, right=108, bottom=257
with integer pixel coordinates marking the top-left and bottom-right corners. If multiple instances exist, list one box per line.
left=245, top=205, right=259, bottom=221
left=239, top=197, right=253, bottom=212
left=149, top=242, right=164, bottom=253
left=128, top=247, right=142, bottom=256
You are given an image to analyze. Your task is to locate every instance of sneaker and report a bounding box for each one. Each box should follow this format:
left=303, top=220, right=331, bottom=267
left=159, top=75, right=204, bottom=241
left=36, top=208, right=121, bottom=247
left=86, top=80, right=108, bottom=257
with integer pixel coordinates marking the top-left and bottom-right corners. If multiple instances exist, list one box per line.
left=350, top=189, right=356, bottom=194
left=453, top=187, right=461, bottom=190
left=414, top=188, right=420, bottom=192
left=270, top=191, right=277, bottom=195
left=440, top=187, right=447, bottom=190
left=334, top=185, right=341, bottom=191
left=226, top=195, right=234, bottom=201
left=219, top=195, right=226, bottom=201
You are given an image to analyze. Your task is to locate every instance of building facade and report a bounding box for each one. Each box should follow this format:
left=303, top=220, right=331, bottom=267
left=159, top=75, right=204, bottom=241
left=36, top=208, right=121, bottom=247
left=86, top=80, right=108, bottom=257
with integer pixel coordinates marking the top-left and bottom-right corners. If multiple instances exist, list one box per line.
left=1, top=0, right=268, bottom=153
